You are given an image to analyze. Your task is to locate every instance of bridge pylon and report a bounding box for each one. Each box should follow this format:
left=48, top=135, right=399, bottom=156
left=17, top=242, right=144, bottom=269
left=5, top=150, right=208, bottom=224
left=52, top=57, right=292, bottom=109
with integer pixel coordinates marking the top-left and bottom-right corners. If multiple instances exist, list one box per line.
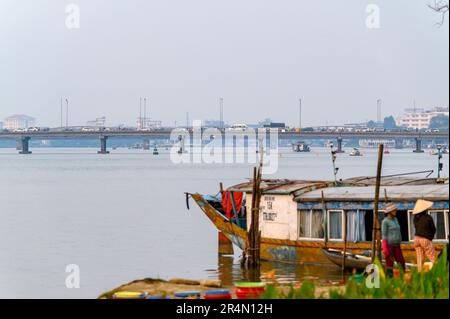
left=98, top=136, right=110, bottom=154
left=18, top=136, right=32, bottom=154
left=413, top=137, right=424, bottom=153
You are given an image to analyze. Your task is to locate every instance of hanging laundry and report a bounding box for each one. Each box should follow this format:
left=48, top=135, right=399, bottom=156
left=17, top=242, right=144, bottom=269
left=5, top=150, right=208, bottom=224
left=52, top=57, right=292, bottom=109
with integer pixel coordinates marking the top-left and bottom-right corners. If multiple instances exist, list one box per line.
left=222, top=191, right=244, bottom=219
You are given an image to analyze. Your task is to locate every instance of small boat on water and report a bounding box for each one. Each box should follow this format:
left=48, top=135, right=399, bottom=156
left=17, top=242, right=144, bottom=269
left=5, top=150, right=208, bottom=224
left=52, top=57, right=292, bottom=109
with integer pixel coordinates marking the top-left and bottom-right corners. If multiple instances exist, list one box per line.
left=430, top=148, right=449, bottom=156
left=321, top=248, right=375, bottom=270
left=430, top=150, right=439, bottom=156
left=321, top=248, right=415, bottom=270
left=292, top=141, right=311, bottom=152
left=189, top=176, right=448, bottom=266
left=349, top=148, right=362, bottom=156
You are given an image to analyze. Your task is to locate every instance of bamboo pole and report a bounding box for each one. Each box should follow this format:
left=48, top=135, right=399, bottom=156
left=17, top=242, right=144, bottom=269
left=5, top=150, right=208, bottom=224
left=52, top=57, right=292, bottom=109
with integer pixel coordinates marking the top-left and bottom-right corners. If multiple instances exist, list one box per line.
left=246, top=145, right=264, bottom=268
left=246, top=167, right=257, bottom=266
left=371, top=144, right=384, bottom=263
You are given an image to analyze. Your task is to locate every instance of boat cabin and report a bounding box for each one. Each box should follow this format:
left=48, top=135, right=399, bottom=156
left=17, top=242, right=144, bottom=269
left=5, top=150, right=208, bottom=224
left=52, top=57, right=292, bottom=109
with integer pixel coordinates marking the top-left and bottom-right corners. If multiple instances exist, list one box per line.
left=226, top=177, right=449, bottom=244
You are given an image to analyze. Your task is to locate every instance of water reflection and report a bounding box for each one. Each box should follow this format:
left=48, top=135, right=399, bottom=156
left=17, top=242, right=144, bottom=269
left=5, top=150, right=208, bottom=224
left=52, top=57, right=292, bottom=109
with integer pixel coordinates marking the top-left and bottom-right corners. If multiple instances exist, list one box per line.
left=207, top=255, right=344, bottom=286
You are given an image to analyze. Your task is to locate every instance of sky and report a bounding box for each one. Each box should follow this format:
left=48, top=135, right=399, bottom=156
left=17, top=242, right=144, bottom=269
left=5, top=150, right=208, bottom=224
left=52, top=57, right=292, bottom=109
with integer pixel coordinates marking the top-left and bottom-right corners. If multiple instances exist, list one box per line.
left=0, top=0, right=448, bottom=127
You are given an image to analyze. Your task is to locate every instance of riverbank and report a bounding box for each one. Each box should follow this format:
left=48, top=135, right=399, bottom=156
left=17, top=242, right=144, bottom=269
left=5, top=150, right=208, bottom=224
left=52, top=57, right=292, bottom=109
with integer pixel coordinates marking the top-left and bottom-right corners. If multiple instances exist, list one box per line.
left=99, top=251, right=448, bottom=299
left=98, top=277, right=345, bottom=299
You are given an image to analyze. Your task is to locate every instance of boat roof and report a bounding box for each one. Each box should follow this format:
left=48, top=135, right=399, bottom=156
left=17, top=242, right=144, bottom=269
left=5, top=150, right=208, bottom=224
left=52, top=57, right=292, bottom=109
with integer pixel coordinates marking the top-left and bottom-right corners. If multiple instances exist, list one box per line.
left=227, top=176, right=449, bottom=200
left=296, top=184, right=449, bottom=202
left=227, top=179, right=333, bottom=195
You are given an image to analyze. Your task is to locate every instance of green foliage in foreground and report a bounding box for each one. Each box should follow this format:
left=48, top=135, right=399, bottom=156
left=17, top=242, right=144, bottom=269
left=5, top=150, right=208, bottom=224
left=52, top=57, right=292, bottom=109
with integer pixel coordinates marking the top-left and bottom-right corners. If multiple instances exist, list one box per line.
left=262, top=249, right=449, bottom=299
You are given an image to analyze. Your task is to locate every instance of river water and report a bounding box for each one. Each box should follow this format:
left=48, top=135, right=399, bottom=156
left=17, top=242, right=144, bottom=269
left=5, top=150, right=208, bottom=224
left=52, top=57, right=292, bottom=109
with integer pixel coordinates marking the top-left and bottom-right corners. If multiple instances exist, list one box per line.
left=0, top=147, right=447, bottom=298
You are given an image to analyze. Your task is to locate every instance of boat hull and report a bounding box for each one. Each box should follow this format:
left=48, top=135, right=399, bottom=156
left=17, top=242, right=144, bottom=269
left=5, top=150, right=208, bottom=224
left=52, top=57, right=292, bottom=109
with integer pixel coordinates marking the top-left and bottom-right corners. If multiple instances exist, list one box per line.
left=191, top=193, right=446, bottom=266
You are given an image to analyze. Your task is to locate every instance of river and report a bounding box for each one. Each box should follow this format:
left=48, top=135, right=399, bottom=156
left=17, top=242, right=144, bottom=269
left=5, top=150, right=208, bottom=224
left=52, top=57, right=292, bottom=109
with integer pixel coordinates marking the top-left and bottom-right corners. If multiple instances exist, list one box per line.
left=0, top=147, right=447, bottom=298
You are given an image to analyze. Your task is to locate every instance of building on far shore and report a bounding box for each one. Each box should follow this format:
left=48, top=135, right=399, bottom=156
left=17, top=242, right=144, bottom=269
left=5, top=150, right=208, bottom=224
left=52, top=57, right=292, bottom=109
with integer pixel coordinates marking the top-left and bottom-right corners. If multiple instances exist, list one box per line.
left=203, top=119, right=225, bottom=128
left=0, top=121, right=3, bottom=130
left=344, top=122, right=368, bottom=130
left=86, top=116, right=106, bottom=127
left=396, top=107, right=449, bottom=130
left=3, top=114, right=36, bottom=130
left=136, top=117, right=162, bottom=130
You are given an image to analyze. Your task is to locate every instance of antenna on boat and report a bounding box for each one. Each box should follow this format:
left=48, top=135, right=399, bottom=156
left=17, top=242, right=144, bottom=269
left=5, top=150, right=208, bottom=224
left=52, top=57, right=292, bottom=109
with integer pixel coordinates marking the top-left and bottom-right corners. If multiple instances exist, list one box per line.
left=329, top=142, right=339, bottom=184
left=437, top=145, right=444, bottom=178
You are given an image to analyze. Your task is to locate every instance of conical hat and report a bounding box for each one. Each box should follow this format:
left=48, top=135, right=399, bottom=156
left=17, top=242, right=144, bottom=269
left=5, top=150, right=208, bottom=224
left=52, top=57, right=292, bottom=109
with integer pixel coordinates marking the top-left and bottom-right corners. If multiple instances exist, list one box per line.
left=413, top=199, right=434, bottom=215
left=384, top=203, right=397, bottom=214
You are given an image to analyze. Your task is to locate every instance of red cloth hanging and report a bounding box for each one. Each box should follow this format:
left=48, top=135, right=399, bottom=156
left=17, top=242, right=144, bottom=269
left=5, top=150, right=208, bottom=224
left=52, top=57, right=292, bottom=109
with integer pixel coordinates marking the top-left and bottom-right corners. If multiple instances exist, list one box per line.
left=222, top=191, right=244, bottom=219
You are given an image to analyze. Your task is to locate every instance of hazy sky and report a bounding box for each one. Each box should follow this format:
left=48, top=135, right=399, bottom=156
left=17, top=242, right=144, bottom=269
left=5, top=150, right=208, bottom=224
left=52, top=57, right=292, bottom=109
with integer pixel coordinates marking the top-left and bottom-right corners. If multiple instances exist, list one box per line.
left=0, top=0, right=448, bottom=127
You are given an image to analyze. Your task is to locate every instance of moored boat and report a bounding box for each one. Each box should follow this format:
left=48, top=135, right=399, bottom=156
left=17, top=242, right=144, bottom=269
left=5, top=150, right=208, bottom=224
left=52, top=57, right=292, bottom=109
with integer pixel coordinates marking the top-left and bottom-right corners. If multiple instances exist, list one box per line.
left=320, top=248, right=415, bottom=270
left=349, top=148, right=362, bottom=156
left=321, top=248, right=375, bottom=270
left=189, top=176, right=449, bottom=266
left=292, top=141, right=311, bottom=152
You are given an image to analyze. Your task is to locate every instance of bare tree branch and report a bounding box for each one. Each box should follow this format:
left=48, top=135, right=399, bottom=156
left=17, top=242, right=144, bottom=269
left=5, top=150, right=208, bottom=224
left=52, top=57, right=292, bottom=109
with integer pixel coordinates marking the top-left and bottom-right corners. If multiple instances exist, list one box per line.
left=428, top=0, right=449, bottom=27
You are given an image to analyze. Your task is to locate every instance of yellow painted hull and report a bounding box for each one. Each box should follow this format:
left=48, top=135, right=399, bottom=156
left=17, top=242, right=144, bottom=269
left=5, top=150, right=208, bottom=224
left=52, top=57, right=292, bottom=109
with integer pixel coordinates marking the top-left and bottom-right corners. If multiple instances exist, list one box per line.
left=191, top=193, right=446, bottom=265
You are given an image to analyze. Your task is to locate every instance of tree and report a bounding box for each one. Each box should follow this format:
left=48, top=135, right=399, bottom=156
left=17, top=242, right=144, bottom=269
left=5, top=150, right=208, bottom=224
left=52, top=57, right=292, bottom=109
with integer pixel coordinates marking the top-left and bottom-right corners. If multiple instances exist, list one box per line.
left=383, top=116, right=398, bottom=130
left=367, top=120, right=377, bottom=129
left=429, top=114, right=449, bottom=130
left=429, top=0, right=449, bottom=26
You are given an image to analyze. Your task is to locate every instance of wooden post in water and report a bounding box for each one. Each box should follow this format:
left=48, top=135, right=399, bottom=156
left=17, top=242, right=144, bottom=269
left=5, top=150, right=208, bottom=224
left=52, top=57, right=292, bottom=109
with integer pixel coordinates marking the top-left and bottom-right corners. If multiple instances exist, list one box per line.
left=245, top=147, right=263, bottom=269
left=371, top=144, right=384, bottom=263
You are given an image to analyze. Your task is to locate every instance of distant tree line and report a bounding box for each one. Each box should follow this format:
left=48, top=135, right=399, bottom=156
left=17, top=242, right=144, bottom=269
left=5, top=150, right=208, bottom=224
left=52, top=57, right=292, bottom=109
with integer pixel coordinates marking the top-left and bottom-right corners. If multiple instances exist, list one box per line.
left=366, top=115, right=449, bottom=130
left=429, top=114, right=449, bottom=130
left=366, top=116, right=398, bottom=129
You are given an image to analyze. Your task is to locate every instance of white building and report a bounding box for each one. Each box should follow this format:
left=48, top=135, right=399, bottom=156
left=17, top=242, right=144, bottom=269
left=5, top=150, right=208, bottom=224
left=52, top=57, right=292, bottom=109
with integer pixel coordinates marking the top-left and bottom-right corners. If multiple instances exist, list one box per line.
left=3, top=114, right=36, bottom=130
left=86, top=116, right=106, bottom=127
left=136, top=117, right=162, bottom=130
left=396, top=107, right=449, bottom=129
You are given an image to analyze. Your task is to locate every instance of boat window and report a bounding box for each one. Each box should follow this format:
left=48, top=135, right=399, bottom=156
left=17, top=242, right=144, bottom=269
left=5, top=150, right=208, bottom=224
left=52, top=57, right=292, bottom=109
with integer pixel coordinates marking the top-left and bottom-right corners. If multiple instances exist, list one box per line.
left=328, top=210, right=344, bottom=241
left=408, top=210, right=449, bottom=242
left=345, top=210, right=368, bottom=242
left=430, top=210, right=448, bottom=241
left=298, top=210, right=325, bottom=240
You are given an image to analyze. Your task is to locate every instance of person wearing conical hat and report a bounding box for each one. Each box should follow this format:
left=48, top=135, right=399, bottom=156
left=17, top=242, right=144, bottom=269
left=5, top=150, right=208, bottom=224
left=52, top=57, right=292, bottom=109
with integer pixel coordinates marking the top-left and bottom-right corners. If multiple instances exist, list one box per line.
left=381, top=203, right=406, bottom=273
left=413, top=199, right=437, bottom=272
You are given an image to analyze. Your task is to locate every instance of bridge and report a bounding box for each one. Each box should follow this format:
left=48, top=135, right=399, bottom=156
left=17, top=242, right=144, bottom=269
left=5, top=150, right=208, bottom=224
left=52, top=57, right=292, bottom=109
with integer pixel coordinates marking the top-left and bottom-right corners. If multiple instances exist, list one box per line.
left=0, top=130, right=447, bottom=154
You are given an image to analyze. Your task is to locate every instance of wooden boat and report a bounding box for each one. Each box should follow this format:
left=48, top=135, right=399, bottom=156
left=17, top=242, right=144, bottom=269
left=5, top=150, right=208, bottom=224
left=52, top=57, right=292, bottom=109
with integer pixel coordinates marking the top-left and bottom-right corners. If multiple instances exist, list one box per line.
left=320, top=248, right=415, bottom=270
left=189, top=176, right=448, bottom=266
left=321, top=248, right=375, bottom=270
left=292, top=141, right=311, bottom=152
left=349, top=148, right=362, bottom=156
